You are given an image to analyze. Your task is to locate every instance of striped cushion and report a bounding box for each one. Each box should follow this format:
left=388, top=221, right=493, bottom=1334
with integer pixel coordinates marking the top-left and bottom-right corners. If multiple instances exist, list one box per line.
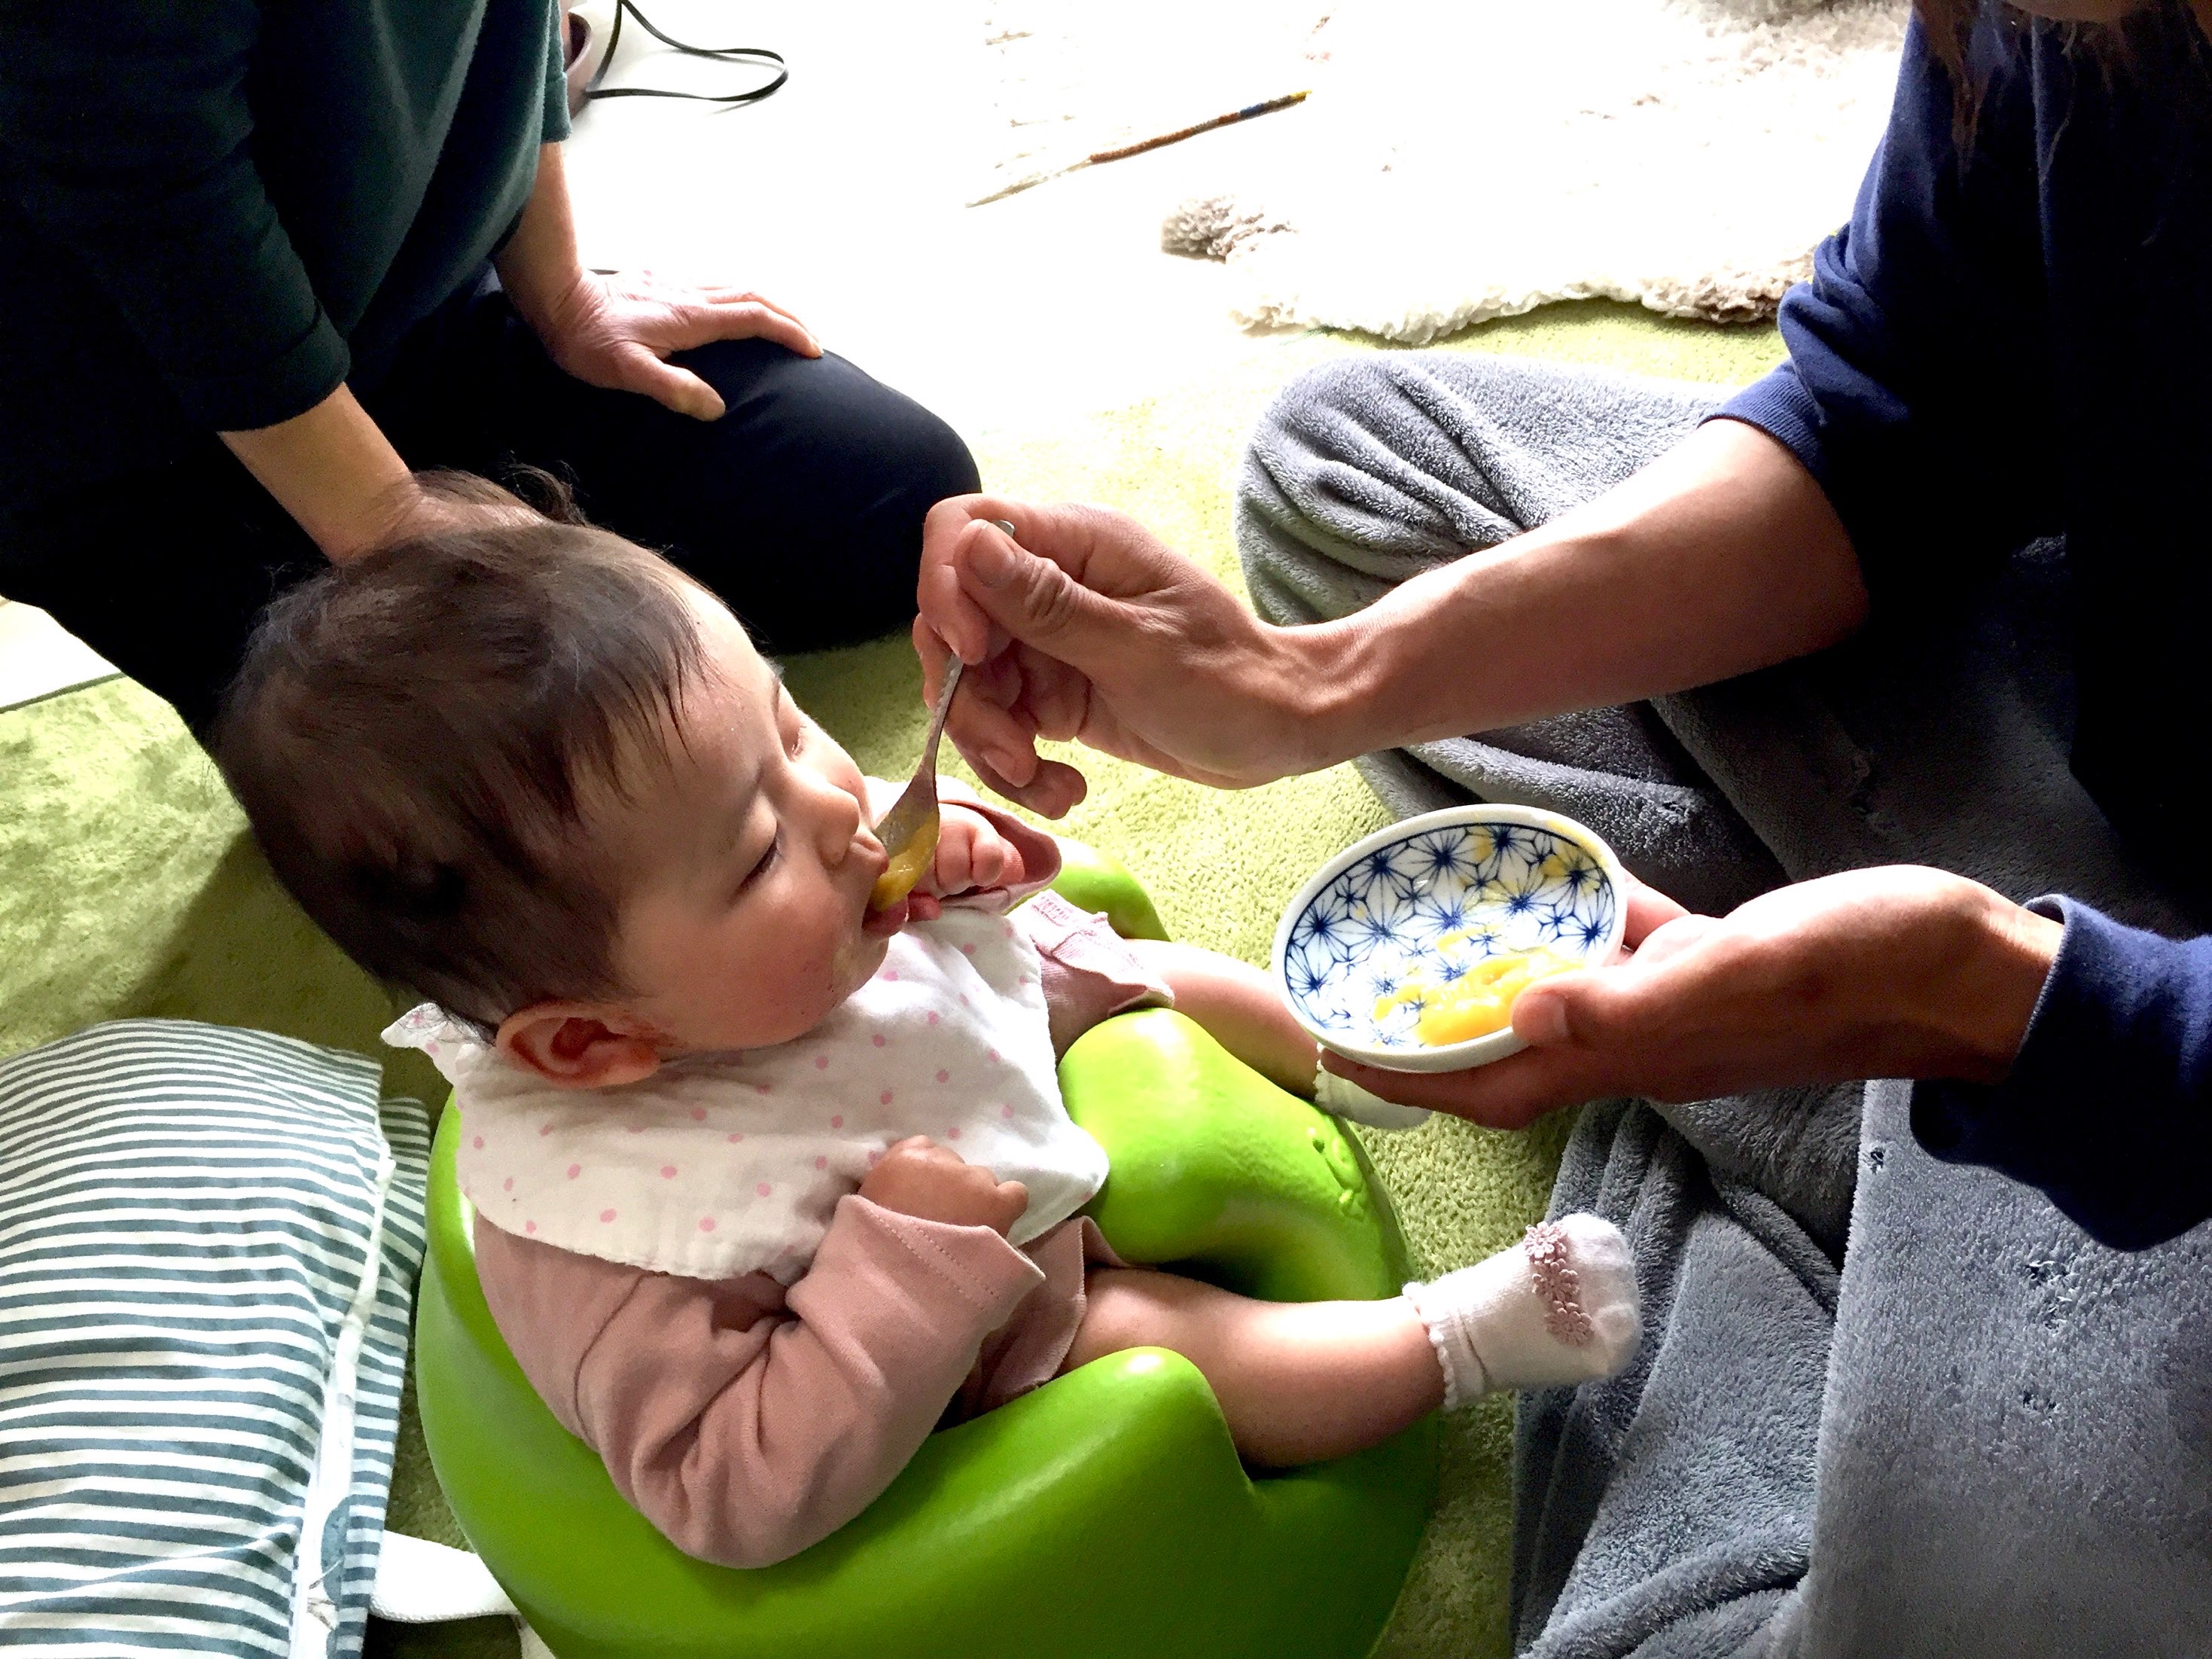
left=0, top=1020, right=429, bottom=1659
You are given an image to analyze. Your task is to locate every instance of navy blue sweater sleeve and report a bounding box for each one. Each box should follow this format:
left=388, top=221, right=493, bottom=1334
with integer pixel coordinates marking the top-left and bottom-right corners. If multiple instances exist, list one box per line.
left=1716, top=14, right=2059, bottom=601
left=0, top=0, right=349, bottom=432
left=1914, top=898, right=2212, bottom=1249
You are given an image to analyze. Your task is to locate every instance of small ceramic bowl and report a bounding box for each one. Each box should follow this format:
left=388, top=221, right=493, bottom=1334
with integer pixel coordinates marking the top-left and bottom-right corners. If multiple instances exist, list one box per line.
left=1272, top=806, right=1630, bottom=1074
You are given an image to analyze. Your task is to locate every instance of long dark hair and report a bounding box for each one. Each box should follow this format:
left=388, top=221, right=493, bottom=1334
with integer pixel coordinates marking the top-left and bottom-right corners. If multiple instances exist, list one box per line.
left=1912, top=0, right=2211, bottom=139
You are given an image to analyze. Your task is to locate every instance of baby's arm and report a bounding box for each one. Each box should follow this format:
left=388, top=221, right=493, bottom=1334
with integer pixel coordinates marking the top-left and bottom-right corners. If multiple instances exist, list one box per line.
left=1128, top=940, right=1320, bottom=1098
left=481, top=1146, right=1035, bottom=1568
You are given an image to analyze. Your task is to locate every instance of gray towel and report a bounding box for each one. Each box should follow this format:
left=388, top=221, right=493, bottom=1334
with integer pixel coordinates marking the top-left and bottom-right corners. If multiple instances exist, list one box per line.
left=1236, top=353, right=2212, bottom=1657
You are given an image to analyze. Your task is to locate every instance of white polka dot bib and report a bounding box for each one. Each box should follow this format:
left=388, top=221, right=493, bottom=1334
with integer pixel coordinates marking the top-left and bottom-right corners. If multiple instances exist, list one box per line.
left=385, top=909, right=1108, bottom=1284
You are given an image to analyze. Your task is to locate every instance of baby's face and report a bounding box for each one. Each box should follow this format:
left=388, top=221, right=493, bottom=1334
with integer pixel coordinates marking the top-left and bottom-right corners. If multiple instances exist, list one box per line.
left=598, top=591, right=897, bottom=1054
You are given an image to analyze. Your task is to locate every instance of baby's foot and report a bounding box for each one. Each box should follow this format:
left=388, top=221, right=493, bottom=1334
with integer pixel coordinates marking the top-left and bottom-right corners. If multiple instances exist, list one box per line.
left=1403, top=1214, right=1641, bottom=1409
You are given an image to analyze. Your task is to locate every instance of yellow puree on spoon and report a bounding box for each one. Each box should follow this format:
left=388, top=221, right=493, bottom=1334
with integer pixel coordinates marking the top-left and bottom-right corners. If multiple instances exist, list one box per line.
left=871, top=840, right=937, bottom=913
left=1376, top=946, right=1581, bottom=1045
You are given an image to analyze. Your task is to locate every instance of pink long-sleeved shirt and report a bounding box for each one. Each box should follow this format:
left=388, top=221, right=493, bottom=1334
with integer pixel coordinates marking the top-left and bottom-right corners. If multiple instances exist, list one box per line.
left=475, top=1195, right=1098, bottom=1566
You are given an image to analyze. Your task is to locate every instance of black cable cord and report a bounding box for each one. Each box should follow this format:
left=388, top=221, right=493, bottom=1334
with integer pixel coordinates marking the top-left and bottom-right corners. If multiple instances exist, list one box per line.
left=583, top=0, right=788, bottom=107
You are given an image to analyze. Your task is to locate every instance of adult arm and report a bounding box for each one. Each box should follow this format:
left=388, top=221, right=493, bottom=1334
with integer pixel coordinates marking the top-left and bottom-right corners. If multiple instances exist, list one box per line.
left=477, top=1194, right=1045, bottom=1568
left=1914, top=899, right=2212, bottom=1249
left=0, top=0, right=519, bottom=558
left=217, top=388, right=417, bottom=561
left=1354, top=869, right=2211, bottom=1246
left=916, top=417, right=1866, bottom=817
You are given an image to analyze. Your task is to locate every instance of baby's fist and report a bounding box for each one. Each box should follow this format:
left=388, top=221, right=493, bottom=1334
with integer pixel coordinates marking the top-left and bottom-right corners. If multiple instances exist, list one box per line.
left=908, top=804, right=1025, bottom=919
left=859, top=1136, right=1029, bottom=1235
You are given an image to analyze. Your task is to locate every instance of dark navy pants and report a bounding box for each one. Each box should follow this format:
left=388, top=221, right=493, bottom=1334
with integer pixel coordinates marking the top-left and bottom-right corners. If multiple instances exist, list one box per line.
left=0, top=277, right=977, bottom=733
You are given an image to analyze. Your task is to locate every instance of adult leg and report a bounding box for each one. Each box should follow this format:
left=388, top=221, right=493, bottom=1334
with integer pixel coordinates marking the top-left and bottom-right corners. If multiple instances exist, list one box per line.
left=1511, top=1098, right=1839, bottom=1658
left=368, top=282, right=979, bottom=653
left=0, top=446, right=320, bottom=735
left=1237, top=352, right=1784, bottom=918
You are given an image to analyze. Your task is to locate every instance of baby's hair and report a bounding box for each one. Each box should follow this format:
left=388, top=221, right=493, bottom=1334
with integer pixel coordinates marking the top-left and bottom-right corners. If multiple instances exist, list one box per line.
left=216, top=471, right=708, bottom=1029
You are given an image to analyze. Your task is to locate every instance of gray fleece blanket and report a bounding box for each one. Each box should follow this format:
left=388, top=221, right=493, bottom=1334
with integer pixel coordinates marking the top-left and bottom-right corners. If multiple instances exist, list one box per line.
left=1238, top=353, right=2212, bottom=1657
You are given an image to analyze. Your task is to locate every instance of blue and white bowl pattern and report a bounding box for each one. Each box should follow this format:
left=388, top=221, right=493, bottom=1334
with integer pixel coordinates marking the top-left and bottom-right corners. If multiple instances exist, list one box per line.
left=1275, top=809, right=1625, bottom=1071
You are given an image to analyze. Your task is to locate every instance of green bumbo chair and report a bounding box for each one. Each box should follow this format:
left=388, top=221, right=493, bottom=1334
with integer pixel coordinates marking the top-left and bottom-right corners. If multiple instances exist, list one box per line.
left=415, top=843, right=1440, bottom=1659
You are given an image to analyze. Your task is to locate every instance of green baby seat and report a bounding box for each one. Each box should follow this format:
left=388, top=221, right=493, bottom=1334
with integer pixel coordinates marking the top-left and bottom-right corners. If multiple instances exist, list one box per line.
left=415, top=841, right=1440, bottom=1659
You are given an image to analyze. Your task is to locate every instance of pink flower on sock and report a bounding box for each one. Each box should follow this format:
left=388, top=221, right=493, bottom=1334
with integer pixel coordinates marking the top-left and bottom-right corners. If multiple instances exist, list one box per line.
left=1523, top=1221, right=1594, bottom=1346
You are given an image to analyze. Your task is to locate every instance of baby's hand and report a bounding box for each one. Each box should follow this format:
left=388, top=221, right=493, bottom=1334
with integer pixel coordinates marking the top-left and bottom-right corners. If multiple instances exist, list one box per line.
left=858, top=1136, right=1029, bottom=1235
left=908, top=803, right=1026, bottom=919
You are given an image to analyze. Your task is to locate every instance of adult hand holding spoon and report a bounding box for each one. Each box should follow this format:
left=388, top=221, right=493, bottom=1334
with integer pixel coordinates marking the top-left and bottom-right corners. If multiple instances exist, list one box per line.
left=867, top=522, right=1018, bottom=913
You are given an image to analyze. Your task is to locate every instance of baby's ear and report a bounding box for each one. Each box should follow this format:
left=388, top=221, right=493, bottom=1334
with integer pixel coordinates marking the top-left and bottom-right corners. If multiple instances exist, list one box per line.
left=496, top=1003, right=663, bottom=1089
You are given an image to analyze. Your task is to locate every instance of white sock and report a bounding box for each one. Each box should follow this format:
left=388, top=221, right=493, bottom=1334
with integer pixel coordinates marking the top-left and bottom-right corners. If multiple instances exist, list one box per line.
left=1403, top=1213, right=1641, bottom=1410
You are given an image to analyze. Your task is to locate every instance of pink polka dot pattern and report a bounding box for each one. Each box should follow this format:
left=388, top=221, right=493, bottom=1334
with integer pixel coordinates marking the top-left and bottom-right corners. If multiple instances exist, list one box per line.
left=947, top=1127, right=962, bottom=1140
left=472, top=1135, right=484, bottom=1150
left=504, top=1176, right=516, bottom=1191
left=727, top=1131, right=745, bottom=1144
left=814, top=1156, right=828, bottom=1170
left=660, top=1165, right=678, bottom=1179
left=698, top=1217, right=718, bottom=1233
left=526, top=1221, right=538, bottom=1235
left=754, top=1083, right=773, bottom=1096
left=988, top=1049, right=1001, bottom=1063
left=961, top=944, right=977, bottom=956
left=1001, top=1105, right=1015, bottom=1120
left=830, top=1115, right=844, bottom=1129
left=599, top=1208, right=618, bottom=1224
left=927, top=1011, right=941, bottom=1025
left=566, top=1163, right=582, bottom=1179
left=757, top=1182, right=773, bottom=1197
left=936, top=1069, right=950, bottom=1084
left=813, top=1055, right=830, bottom=1071
left=880, top=1090, right=894, bottom=1105
left=538, top=1124, right=553, bottom=1136
left=871, top=1034, right=887, bottom=1048
left=690, top=1107, right=707, bottom=1122
left=885, top=970, right=900, bottom=982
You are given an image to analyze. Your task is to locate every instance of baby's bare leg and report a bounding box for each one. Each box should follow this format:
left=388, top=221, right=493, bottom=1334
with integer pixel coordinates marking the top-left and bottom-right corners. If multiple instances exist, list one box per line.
left=1132, top=940, right=1318, bottom=1097
left=1064, top=1268, right=1442, bottom=1467
left=1062, top=1216, right=1645, bottom=1467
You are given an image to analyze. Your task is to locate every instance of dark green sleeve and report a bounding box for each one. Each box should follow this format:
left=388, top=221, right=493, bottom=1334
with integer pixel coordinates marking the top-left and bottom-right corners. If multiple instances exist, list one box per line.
left=0, top=0, right=349, bottom=431
left=542, top=0, right=572, bottom=144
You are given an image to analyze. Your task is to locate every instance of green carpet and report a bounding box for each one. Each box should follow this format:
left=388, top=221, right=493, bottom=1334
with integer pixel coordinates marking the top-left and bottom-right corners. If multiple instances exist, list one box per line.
left=0, top=301, right=1784, bottom=1659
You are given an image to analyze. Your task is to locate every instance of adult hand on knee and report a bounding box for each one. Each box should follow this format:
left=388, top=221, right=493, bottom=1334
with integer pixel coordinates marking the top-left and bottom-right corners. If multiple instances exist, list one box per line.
left=913, top=498, right=1352, bottom=815
left=526, top=270, right=821, bottom=421
left=493, top=145, right=818, bottom=421
left=1321, top=868, right=2062, bottom=1128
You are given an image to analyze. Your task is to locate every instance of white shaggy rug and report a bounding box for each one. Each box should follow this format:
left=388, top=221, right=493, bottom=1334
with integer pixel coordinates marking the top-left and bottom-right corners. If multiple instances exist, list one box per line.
left=1168, top=0, right=1909, bottom=339
left=974, top=2, right=1332, bottom=205
left=980, top=0, right=1909, bottom=343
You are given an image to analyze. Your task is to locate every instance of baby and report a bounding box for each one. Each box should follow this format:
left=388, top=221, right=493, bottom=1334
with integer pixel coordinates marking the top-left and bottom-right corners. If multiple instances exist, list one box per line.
left=216, top=480, right=1641, bottom=1569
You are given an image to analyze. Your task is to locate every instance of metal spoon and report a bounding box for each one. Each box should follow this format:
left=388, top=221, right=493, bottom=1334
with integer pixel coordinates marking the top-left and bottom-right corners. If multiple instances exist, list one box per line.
left=867, top=519, right=1012, bottom=911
